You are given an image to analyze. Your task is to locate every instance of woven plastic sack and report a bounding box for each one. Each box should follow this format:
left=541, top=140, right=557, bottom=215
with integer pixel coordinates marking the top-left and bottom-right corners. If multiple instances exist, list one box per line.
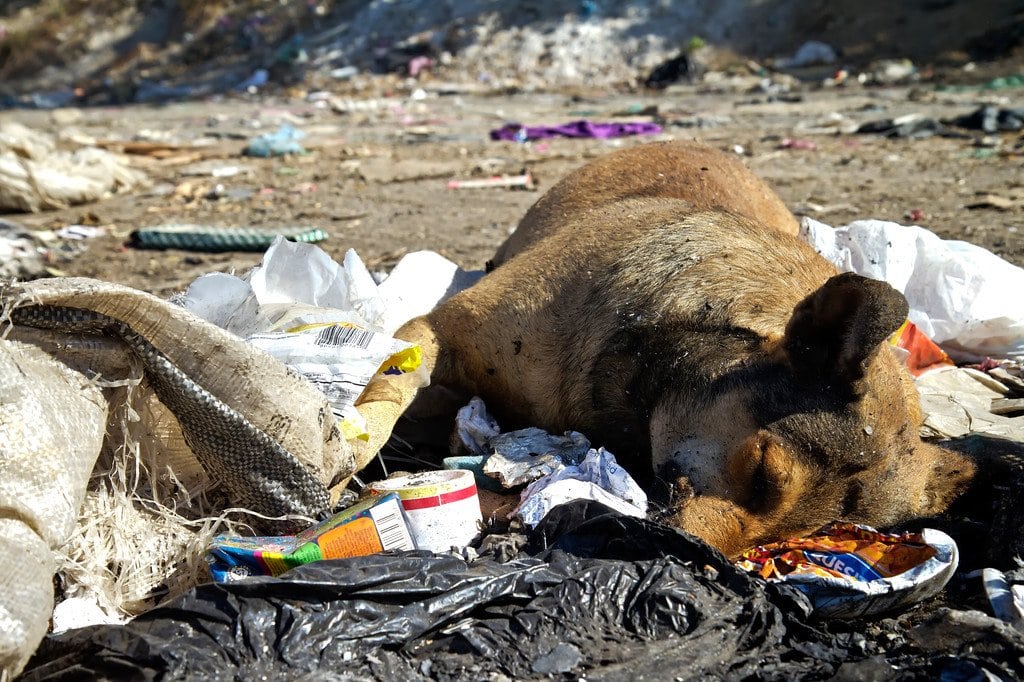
left=0, top=277, right=364, bottom=678
left=0, top=340, right=107, bottom=678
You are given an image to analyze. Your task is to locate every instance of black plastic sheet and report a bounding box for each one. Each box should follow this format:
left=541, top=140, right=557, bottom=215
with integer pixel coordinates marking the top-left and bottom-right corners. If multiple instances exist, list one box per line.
left=21, top=502, right=1024, bottom=681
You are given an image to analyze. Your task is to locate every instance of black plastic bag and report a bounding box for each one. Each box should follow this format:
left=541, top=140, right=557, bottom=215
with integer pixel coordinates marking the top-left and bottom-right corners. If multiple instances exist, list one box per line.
left=28, top=502, right=1021, bottom=681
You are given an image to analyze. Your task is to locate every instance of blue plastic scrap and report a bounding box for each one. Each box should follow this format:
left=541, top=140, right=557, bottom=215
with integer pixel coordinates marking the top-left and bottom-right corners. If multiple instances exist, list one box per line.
left=245, top=125, right=306, bottom=157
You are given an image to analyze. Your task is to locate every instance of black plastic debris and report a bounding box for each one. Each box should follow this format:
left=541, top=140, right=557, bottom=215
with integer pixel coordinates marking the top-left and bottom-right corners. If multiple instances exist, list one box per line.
left=24, top=503, right=847, bottom=681
left=21, top=502, right=1024, bottom=681
left=951, top=105, right=1024, bottom=134
left=857, top=107, right=1024, bottom=140
left=856, top=115, right=958, bottom=139
left=644, top=53, right=701, bottom=89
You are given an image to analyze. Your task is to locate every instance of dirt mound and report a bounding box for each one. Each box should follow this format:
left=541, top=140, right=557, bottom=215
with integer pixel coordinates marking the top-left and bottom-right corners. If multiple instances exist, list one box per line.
left=1, top=0, right=1021, bottom=99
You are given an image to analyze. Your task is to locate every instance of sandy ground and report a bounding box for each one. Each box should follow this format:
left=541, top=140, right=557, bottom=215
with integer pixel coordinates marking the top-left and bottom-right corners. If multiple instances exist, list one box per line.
left=2, top=82, right=1022, bottom=296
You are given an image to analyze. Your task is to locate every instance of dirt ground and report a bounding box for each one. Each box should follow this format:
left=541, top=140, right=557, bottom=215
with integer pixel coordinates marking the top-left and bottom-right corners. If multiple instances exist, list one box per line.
left=2, top=79, right=1022, bottom=297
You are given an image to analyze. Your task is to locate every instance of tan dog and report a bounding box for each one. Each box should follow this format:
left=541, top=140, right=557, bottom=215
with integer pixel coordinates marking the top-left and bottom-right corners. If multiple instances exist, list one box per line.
left=356, top=141, right=975, bottom=557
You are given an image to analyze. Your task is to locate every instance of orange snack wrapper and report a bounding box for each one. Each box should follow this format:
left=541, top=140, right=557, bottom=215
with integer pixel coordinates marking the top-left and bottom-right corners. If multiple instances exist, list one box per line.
left=736, top=522, right=937, bottom=583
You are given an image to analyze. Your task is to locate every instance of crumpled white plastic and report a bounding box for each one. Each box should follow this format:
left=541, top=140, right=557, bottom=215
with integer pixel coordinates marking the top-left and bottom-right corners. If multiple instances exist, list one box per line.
left=181, top=237, right=483, bottom=337
left=514, top=448, right=648, bottom=528
left=454, top=396, right=501, bottom=457
left=179, top=238, right=483, bottom=436
left=800, top=218, right=1024, bottom=360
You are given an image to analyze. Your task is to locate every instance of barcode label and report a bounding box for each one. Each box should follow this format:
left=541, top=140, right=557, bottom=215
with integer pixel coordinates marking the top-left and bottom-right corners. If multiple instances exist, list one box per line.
left=316, top=325, right=375, bottom=349
left=370, top=499, right=415, bottom=551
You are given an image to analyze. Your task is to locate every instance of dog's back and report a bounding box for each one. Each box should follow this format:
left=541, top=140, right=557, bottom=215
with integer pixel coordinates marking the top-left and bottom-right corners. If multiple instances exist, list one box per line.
left=491, top=141, right=799, bottom=267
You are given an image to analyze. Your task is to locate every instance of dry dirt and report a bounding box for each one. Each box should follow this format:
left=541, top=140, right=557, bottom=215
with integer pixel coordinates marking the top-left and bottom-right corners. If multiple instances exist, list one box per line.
left=2, top=81, right=1022, bottom=297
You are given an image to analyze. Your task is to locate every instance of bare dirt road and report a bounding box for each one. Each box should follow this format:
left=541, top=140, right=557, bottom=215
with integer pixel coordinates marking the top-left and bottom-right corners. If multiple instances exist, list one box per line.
left=3, top=81, right=1022, bottom=296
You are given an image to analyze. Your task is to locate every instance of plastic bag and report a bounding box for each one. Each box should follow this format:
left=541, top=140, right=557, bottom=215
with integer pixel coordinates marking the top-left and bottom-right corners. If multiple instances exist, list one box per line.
left=21, top=505, right=847, bottom=680
left=800, top=218, right=1024, bottom=360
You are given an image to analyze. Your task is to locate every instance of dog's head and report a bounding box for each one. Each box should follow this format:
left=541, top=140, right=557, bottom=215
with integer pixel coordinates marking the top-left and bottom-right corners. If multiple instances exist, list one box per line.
left=652, top=273, right=975, bottom=557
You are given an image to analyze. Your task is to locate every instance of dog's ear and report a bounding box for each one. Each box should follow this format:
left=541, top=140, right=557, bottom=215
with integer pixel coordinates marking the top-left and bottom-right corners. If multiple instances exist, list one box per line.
left=783, top=273, right=908, bottom=390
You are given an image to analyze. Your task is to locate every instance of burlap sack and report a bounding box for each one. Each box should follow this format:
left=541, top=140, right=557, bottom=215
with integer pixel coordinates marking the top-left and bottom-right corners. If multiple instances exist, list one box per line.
left=0, top=277, right=361, bottom=678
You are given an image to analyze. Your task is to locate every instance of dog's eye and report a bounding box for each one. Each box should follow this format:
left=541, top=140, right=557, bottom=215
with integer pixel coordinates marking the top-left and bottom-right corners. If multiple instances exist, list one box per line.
left=751, top=459, right=771, bottom=502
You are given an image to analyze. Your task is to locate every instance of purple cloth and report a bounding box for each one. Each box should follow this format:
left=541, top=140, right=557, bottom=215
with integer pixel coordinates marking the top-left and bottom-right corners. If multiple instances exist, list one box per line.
left=490, top=119, right=663, bottom=141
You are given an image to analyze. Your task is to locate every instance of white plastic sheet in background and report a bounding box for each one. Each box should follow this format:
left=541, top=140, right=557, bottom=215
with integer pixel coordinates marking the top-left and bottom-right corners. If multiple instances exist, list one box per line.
left=800, top=218, right=1024, bottom=360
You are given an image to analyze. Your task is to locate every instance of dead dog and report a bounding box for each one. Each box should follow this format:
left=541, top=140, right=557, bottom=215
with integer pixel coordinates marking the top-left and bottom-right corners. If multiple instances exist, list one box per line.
left=357, top=141, right=975, bottom=557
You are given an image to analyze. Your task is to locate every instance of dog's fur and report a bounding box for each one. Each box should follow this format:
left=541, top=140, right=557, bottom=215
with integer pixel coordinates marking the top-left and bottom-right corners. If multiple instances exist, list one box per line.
left=356, top=141, right=975, bottom=557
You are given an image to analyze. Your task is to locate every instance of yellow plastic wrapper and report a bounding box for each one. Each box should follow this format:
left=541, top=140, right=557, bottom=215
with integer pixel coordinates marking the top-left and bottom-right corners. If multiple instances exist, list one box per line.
left=737, top=522, right=936, bottom=582
left=736, top=522, right=958, bottom=618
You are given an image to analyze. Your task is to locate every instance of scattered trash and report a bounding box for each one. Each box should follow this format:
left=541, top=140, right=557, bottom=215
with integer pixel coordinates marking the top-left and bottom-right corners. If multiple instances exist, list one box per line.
left=244, top=124, right=306, bottom=157
left=888, top=319, right=953, bottom=376
left=369, top=470, right=483, bottom=552
left=855, top=114, right=952, bottom=140
left=0, top=220, right=47, bottom=279
left=330, top=65, right=359, bottom=80
left=980, top=74, right=1024, bottom=90
left=952, top=106, right=1024, bottom=134
left=800, top=217, right=1024, bottom=360
left=0, top=274, right=362, bottom=677
left=644, top=52, right=702, bottom=89
left=737, top=522, right=958, bottom=619
left=235, top=68, right=270, bottom=92
left=51, top=597, right=126, bottom=635
left=982, top=568, right=1024, bottom=633
left=447, top=173, right=536, bottom=190
left=966, top=192, right=1022, bottom=210
left=207, top=493, right=415, bottom=581
left=0, top=338, right=107, bottom=678
left=793, top=112, right=859, bottom=135
left=181, top=238, right=424, bottom=438
left=860, top=59, right=917, bottom=85
left=484, top=429, right=592, bottom=487
left=776, top=40, right=838, bottom=69
left=178, top=161, right=255, bottom=178
left=860, top=107, right=1024, bottom=138
left=244, top=314, right=419, bottom=441
left=453, top=395, right=501, bottom=457
left=916, top=367, right=1024, bottom=441
left=55, top=225, right=106, bottom=240
left=779, top=137, right=817, bottom=150
left=407, top=55, right=433, bottom=77
left=490, top=120, right=662, bottom=142
left=131, top=224, right=327, bottom=251
left=28, top=89, right=77, bottom=109
left=25, top=506, right=884, bottom=680
left=133, top=81, right=195, bottom=104
left=666, top=114, right=732, bottom=129
left=514, top=448, right=648, bottom=528
left=0, top=121, right=148, bottom=212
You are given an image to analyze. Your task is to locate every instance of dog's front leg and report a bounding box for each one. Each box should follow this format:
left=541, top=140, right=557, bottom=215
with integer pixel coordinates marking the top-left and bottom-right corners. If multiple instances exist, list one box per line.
left=352, top=315, right=443, bottom=470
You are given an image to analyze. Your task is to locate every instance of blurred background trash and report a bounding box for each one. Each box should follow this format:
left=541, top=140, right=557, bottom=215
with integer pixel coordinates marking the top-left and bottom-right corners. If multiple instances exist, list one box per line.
left=776, top=40, right=838, bottom=69
left=131, top=224, right=328, bottom=252
left=490, top=120, right=663, bottom=141
left=244, top=124, right=306, bottom=157
left=0, top=122, right=148, bottom=212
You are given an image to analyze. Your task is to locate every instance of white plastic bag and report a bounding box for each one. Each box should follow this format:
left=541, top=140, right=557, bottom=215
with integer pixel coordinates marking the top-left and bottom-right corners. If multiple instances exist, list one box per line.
left=800, top=218, right=1024, bottom=360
